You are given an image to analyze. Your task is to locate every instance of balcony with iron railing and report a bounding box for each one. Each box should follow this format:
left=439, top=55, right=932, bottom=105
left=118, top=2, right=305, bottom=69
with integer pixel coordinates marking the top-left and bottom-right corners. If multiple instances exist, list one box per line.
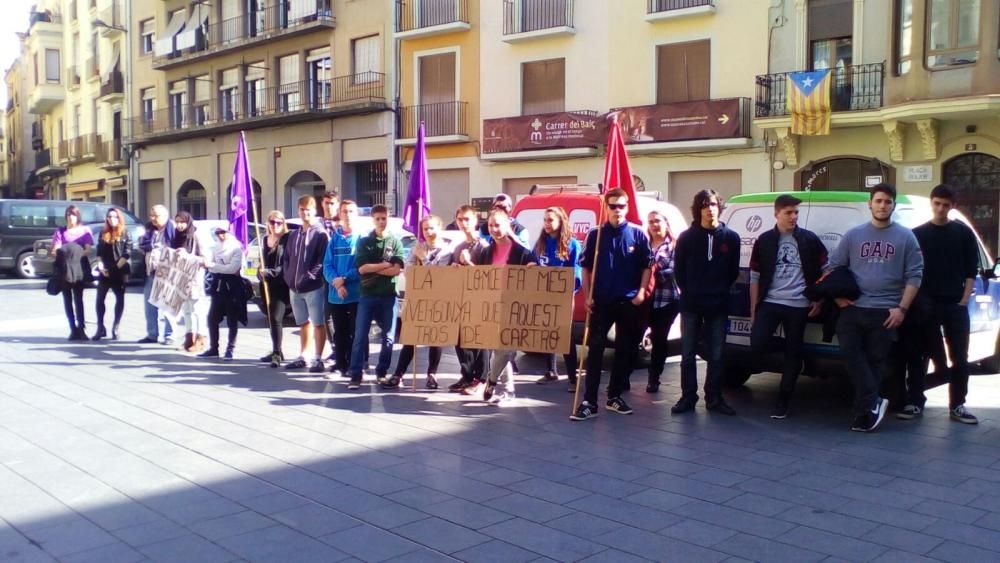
left=645, top=0, right=716, bottom=21
left=65, top=67, right=81, bottom=90
left=97, top=1, right=124, bottom=36
left=84, top=57, right=99, bottom=81
left=754, top=63, right=885, bottom=120
left=153, top=0, right=335, bottom=70
left=98, top=71, right=124, bottom=102
left=502, top=0, right=574, bottom=42
left=395, top=0, right=470, bottom=39
left=58, top=134, right=100, bottom=165
left=28, top=11, right=62, bottom=34
left=396, top=101, right=469, bottom=145
left=97, top=138, right=125, bottom=170
left=127, top=72, right=386, bottom=143
left=35, top=148, right=66, bottom=177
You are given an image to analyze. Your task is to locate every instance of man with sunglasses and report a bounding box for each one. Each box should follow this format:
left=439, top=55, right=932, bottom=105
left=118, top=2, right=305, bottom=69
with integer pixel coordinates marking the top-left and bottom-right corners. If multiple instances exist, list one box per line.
left=571, top=188, right=652, bottom=421
left=673, top=189, right=741, bottom=416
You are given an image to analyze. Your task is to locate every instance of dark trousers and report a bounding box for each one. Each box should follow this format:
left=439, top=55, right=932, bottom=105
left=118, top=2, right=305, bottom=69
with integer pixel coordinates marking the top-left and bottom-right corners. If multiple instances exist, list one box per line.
left=680, top=310, right=727, bottom=402
left=584, top=301, right=639, bottom=405
left=330, top=302, right=358, bottom=373
left=96, top=278, right=126, bottom=330
left=455, top=345, right=488, bottom=383
left=750, top=302, right=809, bottom=398
left=208, top=295, right=238, bottom=352
left=937, top=303, right=971, bottom=409
left=394, top=342, right=442, bottom=376
left=837, top=306, right=893, bottom=415
left=62, top=282, right=86, bottom=330
left=647, top=302, right=680, bottom=383
left=548, top=344, right=579, bottom=382
left=890, top=304, right=933, bottom=409
left=324, top=299, right=337, bottom=355
left=266, top=296, right=288, bottom=355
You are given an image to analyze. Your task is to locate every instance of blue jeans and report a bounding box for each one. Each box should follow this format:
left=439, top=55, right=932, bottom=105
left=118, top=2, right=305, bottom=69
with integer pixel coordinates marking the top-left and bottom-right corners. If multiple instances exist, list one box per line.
left=143, top=275, right=173, bottom=340
left=349, top=295, right=397, bottom=379
left=680, top=310, right=727, bottom=402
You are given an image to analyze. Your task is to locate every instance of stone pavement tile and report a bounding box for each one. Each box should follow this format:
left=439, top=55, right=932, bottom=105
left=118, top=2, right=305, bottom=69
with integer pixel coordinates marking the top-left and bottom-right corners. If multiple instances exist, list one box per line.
left=745, top=449, right=799, bottom=467
left=786, top=459, right=894, bottom=487
left=668, top=499, right=796, bottom=539
left=480, top=518, right=606, bottom=562
left=927, top=540, right=1000, bottom=563
left=975, top=511, right=1000, bottom=531
left=713, top=532, right=825, bottom=562
left=307, top=483, right=395, bottom=518
left=385, top=486, right=456, bottom=509
left=395, top=516, right=491, bottom=554
left=557, top=472, right=647, bottom=499
left=833, top=502, right=938, bottom=532
left=577, top=549, right=652, bottom=562
left=75, top=499, right=164, bottom=532
left=488, top=492, right=574, bottom=524
left=861, top=524, right=945, bottom=555
left=110, top=518, right=190, bottom=547
left=925, top=459, right=1000, bottom=483
left=218, top=524, right=338, bottom=562
left=59, top=541, right=145, bottom=563
left=202, top=476, right=283, bottom=503
left=776, top=505, right=879, bottom=537
left=21, top=517, right=119, bottom=558
left=0, top=525, right=57, bottom=563
left=451, top=539, right=539, bottom=563
left=574, top=458, right=655, bottom=482
left=886, top=477, right=980, bottom=505
left=686, top=467, right=752, bottom=488
left=140, top=492, right=245, bottom=526
left=688, top=453, right=796, bottom=481
left=505, top=478, right=588, bottom=505
left=961, top=478, right=1000, bottom=498
left=269, top=503, right=358, bottom=538
left=634, top=472, right=742, bottom=504
left=873, top=463, right=969, bottom=488
left=545, top=513, right=624, bottom=540
left=358, top=504, right=430, bottom=529
left=969, top=493, right=1000, bottom=513
left=925, top=520, right=1000, bottom=553
left=320, top=524, right=420, bottom=562
left=635, top=442, right=709, bottom=463
left=488, top=455, right=586, bottom=482
left=236, top=490, right=311, bottom=515
left=327, top=466, right=413, bottom=496
left=420, top=498, right=514, bottom=529
left=383, top=547, right=455, bottom=562
left=468, top=467, right=536, bottom=487
left=628, top=454, right=705, bottom=477
left=831, top=482, right=923, bottom=510
left=622, top=488, right=691, bottom=513
left=593, top=523, right=726, bottom=562
left=135, top=534, right=237, bottom=563
left=783, top=471, right=846, bottom=493
left=566, top=493, right=682, bottom=533
left=777, top=526, right=888, bottom=561
left=722, top=492, right=796, bottom=517
left=737, top=477, right=852, bottom=511
left=869, top=550, right=939, bottom=563
left=660, top=519, right=737, bottom=548
left=405, top=450, right=496, bottom=476
left=910, top=498, right=984, bottom=525
left=194, top=510, right=276, bottom=542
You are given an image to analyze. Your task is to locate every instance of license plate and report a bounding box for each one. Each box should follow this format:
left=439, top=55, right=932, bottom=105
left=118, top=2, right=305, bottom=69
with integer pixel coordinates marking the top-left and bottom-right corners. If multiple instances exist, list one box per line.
left=36, top=250, right=48, bottom=257
left=244, top=267, right=257, bottom=277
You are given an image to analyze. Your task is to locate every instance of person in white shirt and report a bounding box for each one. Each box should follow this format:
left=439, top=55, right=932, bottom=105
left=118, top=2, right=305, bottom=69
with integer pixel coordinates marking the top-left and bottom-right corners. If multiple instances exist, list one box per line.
left=198, top=227, right=247, bottom=361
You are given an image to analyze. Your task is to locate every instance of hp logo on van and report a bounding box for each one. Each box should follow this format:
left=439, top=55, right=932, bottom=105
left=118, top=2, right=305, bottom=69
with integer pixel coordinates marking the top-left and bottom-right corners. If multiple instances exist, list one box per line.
left=746, top=215, right=763, bottom=233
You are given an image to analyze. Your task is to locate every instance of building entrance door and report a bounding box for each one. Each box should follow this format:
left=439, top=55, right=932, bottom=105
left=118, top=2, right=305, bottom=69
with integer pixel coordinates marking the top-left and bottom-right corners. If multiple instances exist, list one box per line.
left=944, top=153, right=1000, bottom=258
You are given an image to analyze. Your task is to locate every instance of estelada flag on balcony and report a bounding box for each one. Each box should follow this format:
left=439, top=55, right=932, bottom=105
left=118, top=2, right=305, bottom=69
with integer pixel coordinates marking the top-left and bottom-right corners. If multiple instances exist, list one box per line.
left=787, top=69, right=832, bottom=136
left=228, top=132, right=252, bottom=250
left=402, top=122, right=430, bottom=241
left=602, top=112, right=641, bottom=226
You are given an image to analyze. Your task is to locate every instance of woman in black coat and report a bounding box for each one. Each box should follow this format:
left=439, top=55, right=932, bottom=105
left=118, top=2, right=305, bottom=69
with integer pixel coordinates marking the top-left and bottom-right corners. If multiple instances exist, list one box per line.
left=258, top=210, right=291, bottom=367
left=93, top=208, right=133, bottom=340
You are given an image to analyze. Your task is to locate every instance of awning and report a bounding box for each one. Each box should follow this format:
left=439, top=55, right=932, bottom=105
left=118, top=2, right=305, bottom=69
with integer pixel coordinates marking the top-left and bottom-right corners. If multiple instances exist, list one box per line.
left=176, top=5, right=210, bottom=51
left=101, top=42, right=120, bottom=83
left=66, top=180, right=102, bottom=198
left=106, top=176, right=127, bottom=188
left=154, top=10, right=187, bottom=56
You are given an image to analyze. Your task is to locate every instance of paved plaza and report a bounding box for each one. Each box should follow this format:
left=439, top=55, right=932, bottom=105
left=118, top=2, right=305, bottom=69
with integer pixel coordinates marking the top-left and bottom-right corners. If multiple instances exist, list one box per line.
left=2, top=278, right=1000, bottom=562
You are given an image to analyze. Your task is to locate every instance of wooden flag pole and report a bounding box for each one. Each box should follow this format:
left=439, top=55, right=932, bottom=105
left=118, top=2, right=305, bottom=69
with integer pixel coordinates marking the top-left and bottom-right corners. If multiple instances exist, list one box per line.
left=571, top=192, right=608, bottom=416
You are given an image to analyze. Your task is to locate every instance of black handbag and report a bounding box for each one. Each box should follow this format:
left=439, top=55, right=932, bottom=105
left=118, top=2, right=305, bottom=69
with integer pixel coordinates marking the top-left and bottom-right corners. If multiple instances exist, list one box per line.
left=241, top=277, right=255, bottom=303
left=45, top=277, right=61, bottom=296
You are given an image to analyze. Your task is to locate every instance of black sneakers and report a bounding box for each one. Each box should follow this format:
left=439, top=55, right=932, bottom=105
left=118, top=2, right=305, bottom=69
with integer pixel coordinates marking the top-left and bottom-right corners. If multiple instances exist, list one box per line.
left=671, top=396, right=697, bottom=414
left=851, top=398, right=888, bottom=432
left=706, top=399, right=737, bottom=416
left=570, top=402, right=598, bottom=421
left=606, top=397, right=634, bottom=415
left=950, top=405, right=979, bottom=424
left=771, top=396, right=790, bottom=419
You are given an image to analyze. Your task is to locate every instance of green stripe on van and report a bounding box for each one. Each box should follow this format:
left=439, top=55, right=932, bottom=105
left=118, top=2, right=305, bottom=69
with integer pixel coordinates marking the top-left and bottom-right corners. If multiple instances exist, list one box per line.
left=727, top=191, right=912, bottom=204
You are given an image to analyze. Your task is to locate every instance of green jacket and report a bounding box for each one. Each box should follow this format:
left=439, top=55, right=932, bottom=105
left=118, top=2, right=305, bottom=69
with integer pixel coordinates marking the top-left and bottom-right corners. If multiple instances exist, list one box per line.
left=355, top=230, right=405, bottom=297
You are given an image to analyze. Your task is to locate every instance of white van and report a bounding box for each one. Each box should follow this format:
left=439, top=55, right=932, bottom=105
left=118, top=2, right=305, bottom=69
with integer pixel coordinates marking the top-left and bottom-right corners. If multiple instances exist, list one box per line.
left=720, top=191, right=1000, bottom=385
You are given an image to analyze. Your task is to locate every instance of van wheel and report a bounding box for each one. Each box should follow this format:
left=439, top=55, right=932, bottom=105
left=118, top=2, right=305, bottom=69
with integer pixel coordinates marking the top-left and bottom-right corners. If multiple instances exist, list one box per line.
left=722, top=366, right=752, bottom=387
left=15, top=251, right=38, bottom=279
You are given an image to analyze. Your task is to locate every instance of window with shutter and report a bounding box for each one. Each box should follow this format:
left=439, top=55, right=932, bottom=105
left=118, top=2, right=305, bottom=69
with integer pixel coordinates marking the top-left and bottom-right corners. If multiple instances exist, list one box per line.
left=418, top=52, right=457, bottom=136
left=656, top=40, right=710, bottom=104
left=352, top=36, right=380, bottom=83
left=521, top=58, right=565, bottom=115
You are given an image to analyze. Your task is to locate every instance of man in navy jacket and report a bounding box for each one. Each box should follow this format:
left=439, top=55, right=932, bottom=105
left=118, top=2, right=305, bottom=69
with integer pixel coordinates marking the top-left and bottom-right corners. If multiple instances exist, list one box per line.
left=673, top=189, right=741, bottom=415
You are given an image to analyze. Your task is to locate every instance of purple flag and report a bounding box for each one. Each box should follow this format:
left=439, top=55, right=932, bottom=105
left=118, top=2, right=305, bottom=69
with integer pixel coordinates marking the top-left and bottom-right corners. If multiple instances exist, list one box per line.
left=402, top=122, right=430, bottom=241
left=228, top=132, right=252, bottom=249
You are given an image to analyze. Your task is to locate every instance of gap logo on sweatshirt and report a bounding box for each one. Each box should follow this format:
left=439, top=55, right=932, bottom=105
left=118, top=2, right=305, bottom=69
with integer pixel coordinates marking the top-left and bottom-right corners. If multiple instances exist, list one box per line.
left=860, top=240, right=895, bottom=263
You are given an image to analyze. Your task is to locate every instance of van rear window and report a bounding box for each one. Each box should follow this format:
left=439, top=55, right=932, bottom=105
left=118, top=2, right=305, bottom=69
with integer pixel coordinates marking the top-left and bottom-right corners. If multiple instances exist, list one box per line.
left=9, top=204, right=57, bottom=227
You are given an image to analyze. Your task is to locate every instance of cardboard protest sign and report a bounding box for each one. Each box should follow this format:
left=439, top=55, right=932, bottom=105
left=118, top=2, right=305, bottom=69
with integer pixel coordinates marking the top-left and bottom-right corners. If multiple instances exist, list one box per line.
left=399, top=265, right=574, bottom=355
left=399, top=266, right=466, bottom=347
left=148, top=248, right=205, bottom=318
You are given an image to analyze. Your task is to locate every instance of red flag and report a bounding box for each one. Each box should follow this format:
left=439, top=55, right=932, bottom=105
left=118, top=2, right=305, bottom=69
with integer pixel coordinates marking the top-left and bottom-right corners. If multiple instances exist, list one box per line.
left=603, top=113, right=641, bottom=225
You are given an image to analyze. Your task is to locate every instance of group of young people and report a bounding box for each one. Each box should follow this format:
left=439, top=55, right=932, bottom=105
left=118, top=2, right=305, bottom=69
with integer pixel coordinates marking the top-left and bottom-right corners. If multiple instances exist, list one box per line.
left=50, top=182, right=980, bottom=430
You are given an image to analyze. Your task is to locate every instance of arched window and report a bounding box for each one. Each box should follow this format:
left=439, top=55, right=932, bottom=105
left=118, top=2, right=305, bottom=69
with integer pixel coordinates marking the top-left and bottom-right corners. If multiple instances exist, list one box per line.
left=944, top=153, right=1000, bottom=255
left=285, top=170, right=326, bottom=215
left=796, top=156, right=895, bottom=192
left=177, top=180, right=207, bottom=220
left=225, top=179, right=263, bottom=223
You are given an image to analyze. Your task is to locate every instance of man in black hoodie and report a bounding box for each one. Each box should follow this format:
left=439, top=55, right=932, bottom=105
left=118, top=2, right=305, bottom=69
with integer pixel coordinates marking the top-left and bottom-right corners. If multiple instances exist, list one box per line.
left=282, top=195, right=330, bottom=373
left=673, top=189, right=741, bottom=415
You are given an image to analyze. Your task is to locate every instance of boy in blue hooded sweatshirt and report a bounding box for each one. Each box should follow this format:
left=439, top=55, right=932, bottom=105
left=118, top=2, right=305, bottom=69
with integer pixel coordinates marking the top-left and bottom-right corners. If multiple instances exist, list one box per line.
left=673, top=189, right=741, bottom=416
left=323, top=200, right=362, bottom=378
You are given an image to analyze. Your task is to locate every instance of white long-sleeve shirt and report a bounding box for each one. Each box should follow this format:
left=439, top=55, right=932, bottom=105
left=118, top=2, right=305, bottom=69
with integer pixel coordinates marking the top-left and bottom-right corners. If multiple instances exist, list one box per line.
left=206, top=238, right=244, bottom=274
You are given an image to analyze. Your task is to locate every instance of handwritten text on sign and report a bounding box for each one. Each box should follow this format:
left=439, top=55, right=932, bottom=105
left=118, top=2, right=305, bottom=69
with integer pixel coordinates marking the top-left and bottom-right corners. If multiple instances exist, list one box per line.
left=399, top=265, right=574, bottom=354
left=148, top=248, right=204, bottom=318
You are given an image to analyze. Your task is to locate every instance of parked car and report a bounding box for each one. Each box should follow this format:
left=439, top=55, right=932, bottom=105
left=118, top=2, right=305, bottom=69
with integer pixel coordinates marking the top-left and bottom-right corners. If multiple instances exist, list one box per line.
left=32, top=222, right=147, bottom=282
left=720, top=190, right=1000, bottom=386
left=511, top=184, right=688, bottom=345
left=0, top=199, right=141, bottom=279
